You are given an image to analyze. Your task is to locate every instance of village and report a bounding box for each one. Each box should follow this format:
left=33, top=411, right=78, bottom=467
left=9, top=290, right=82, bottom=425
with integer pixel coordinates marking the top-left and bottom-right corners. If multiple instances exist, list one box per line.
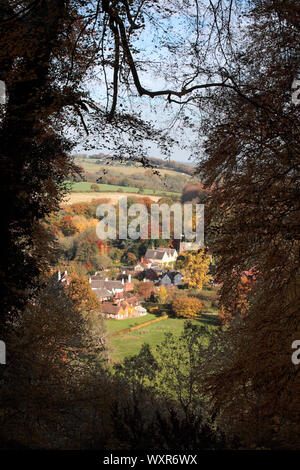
left=58, top=246, right=184, bottom=320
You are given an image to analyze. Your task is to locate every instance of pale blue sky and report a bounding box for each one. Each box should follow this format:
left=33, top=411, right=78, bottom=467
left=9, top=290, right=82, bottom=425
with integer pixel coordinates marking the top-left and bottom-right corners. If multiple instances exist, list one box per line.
left=74, top=1, right=243, bottom=164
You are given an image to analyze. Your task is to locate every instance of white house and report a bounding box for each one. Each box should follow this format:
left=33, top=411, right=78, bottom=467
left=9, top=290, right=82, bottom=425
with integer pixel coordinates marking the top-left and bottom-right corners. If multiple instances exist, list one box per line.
left=144, top=247, right=178, bottom=266
left=134, top=305, right=147, bottom=317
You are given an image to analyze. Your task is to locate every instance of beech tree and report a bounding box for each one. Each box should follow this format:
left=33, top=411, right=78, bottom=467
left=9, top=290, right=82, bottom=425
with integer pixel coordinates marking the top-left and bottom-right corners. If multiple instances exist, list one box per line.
left=196, top=0, right=300, bottom=449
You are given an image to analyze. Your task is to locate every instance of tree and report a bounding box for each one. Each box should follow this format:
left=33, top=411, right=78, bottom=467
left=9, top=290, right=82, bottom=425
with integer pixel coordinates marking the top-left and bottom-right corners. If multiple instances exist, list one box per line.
left=123, top=251, right=137, bottom=265
left=66, top=274, right=101, bottom=314
left=137, top=281, right=154, bottom=300
left=0, top=0, right=80, bottom=326
left=155, top=322, right=211, bottom=421
left=72, top=216, right=98, bottom=233
left=56, top=216, right=79, bottom=237
left=218, top=268, right=256, bottom=326
left=114, top=343, right=158, bottom=387
left=96, top=254, right=112, bottom=269
left=172, top=296, right=204, bottom=318
left=66, top=274, right=106, bottom=358
left=181, top=183, right=206, bottom=203
left=112, top=334, right=221, bottom=450
left=181, top=249, right=211, bottom=290
left=56, top=259, right=88, bottom=278
left=196, top=0, right=300, bottom=449
left=175, top=255, right=185, bottom=270
left=74, top=227, right=112, bottom=271
left=156, top=286, right=169, bottom=304
left=75, top=240, right=100, bottom=267
left=0, top=273, right=106, bottom=448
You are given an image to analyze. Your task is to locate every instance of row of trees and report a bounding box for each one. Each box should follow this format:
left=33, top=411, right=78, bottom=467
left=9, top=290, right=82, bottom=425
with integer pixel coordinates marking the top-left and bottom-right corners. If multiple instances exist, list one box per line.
left=96, top=169, right=190, bottom=193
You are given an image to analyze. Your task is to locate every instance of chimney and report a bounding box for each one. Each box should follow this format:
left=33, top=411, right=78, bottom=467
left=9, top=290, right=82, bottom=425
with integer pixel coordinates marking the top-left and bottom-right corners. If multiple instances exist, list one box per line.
left=58, top=270, right=61, bottom=281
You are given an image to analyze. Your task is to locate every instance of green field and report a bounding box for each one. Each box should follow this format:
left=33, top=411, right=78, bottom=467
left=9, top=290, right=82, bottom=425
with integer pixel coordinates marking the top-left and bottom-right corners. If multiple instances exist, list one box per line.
left=105, top=312, right=160, bottom=334
left=106, top=313, right=219, bottom=363
left=68, top=181, right=180, bottom=196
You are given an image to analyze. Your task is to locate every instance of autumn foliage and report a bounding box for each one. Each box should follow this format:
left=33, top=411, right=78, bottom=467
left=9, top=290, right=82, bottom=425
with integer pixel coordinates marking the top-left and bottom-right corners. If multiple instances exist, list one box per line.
left=181, top=248, right=211, bottom=290
left=218, top=268, right=257, bottom=326
left=172, top=296, right=204, bottom=318
left=66, top=274, right=101, bottom=314
left=137, top=281, right=155, bottom=300
left=197, top=0, right=300, bottom=449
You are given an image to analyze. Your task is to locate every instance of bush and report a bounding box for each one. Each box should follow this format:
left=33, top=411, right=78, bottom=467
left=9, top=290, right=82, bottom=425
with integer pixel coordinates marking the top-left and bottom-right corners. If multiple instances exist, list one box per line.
left=91, top=183, right=100, bottom=191
left=172, top=296, right=204, bottom=318
left=137, top=281, right=154, bottom=300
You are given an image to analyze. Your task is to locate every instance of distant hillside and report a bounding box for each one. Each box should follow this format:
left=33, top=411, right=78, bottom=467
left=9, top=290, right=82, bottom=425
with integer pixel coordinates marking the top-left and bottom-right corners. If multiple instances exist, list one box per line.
left=147, top=157, right=194, bottom=175
left=72, top=153, right=194, bottom=176
left=71, top=153, right=200, bottom=194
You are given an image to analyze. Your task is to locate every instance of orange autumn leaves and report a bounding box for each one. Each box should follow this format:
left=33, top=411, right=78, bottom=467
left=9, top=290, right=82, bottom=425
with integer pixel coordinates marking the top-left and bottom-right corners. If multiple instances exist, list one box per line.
left=51, top=215, right=98, bottom=237
left=172, top=296, right=204, bottom=318
left=66, top=274, right=101, bottom=314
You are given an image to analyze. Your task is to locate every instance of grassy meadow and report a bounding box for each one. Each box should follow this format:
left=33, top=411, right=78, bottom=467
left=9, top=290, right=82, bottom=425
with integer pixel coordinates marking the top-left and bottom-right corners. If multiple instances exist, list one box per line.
left=106, top=313, right=219, bottom=363
left=68, top=181, right=180, bottom=196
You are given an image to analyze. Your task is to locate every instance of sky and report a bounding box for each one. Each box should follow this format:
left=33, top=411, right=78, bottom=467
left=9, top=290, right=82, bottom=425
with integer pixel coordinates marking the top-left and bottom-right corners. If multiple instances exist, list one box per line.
left=73, top=1, right=242, bottom=164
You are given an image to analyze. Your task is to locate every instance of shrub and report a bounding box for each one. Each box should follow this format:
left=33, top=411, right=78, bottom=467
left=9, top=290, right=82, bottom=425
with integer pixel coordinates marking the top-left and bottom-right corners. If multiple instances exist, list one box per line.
left=137, top=281, right=154, bottom=300
left=172, top=296, right=204, bottom=318
left=91, top=183, right=100, bottom=191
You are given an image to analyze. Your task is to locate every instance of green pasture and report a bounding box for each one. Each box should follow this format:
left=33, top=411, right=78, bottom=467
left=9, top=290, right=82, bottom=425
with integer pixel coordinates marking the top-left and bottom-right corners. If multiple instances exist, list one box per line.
left=106, top=313, right=219, bottom=363
left=68, top=181, right=179, bottom=196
